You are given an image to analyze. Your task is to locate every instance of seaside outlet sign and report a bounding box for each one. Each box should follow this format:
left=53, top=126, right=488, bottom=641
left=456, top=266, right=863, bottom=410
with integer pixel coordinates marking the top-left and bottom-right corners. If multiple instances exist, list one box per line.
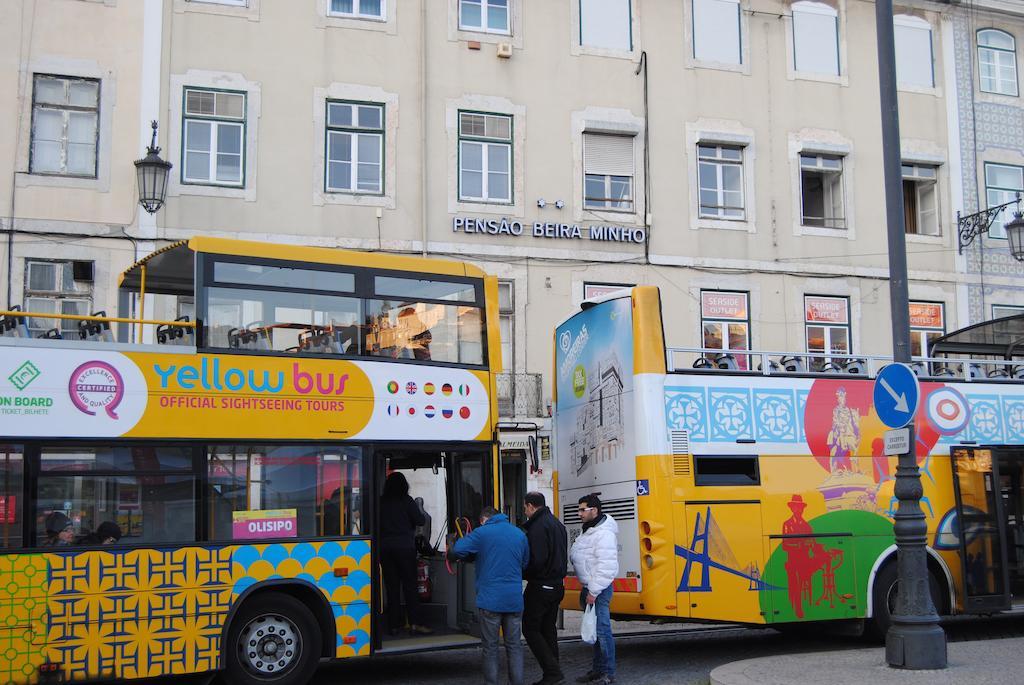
left=452, top=216, right=647, bottom=244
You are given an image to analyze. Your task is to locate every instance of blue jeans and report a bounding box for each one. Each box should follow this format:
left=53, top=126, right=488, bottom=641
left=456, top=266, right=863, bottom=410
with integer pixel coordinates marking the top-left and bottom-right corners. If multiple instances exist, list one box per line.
left=478, top=608, right=524, bottom=685
left=581, top=587, right=615, bottom=677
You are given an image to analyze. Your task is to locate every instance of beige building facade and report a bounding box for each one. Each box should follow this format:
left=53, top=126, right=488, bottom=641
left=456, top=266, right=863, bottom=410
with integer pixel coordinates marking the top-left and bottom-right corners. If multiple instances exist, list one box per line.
left=1, top=0, right=983, bottom=457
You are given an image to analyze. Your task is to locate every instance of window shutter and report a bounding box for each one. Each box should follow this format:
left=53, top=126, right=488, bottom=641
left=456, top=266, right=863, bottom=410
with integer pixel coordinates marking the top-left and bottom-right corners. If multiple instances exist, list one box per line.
left=584, top=133, right=634, bottom=176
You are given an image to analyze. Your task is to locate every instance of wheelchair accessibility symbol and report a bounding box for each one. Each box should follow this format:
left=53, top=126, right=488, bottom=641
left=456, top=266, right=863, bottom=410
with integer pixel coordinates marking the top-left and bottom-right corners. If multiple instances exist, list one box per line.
left=636, top=480, right=649, bottom=497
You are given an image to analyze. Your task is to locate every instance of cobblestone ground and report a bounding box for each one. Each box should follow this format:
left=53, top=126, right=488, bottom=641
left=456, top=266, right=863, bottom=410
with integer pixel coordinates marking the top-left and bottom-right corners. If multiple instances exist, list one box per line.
left=151, top=614, right=1024, bottom=685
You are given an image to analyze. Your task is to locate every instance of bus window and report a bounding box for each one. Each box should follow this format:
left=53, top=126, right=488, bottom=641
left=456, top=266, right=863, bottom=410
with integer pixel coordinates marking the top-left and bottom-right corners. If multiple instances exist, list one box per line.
left=374, top=276, right=476, bottom=302
left=207, top=445, right=367, bottom=540
left=213, top=262, right=355, bottom=293
left=365, top=300, right=483, bottom=365
left=206, top=287, right=362, bottom=353
left=34, top=445, right=197, bottom=547
left=0, top=445, right=22, bottom=548
left=693, top=454, right=760, bottom=486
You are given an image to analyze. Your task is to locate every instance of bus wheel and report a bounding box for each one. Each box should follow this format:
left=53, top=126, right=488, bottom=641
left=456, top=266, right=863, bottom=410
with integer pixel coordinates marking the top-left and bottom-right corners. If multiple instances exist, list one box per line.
left=224, top=593, right=322, bottom=685
left=869, top=562, right=945, bottom=640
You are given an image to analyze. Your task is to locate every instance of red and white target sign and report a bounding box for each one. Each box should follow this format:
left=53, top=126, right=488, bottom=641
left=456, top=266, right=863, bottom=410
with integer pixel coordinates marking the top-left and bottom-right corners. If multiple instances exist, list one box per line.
left=926, top=387, right=970, bottom=436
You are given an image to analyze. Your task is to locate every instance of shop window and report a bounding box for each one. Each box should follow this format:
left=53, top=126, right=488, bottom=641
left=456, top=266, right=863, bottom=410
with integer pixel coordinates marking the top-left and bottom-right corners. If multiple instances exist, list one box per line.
left=792, top=1, right=840, bottom=76
left=0, top=446, right=23, bottom=548
left=909, top=301, right=944, bottom=358
left=800, top=153, right=845, bottom=229
left=34, top=445, right=196, bottom=547
left=692, top=0, right=741, bottom=65
left=579, top=0, right=632, bottom=51
left=902, top=163, right=939, bottom=236
left=24, top=259, right=92, bottom=338
left=208, top=445, right=367, bottom=539
left=30, top=74, right=99, bottom=177
left=804, top=295, right=850, bottom=371
left=700, top=290, right=750, bottom=369
left=978, top=29, right=1018, bottom=97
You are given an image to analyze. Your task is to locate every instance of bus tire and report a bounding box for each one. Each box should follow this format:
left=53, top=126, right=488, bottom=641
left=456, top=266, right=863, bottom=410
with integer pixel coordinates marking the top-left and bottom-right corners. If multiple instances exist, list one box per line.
left=869, top=562, right=945, bottom=640
left=223, top=592, right=322, bottom=685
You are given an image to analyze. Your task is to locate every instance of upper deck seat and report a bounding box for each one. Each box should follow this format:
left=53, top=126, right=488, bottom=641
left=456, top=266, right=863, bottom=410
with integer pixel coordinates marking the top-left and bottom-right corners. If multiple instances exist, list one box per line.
left=78, top=311, right=114, bottom=343
left=0, top=306, right=30, bottom=338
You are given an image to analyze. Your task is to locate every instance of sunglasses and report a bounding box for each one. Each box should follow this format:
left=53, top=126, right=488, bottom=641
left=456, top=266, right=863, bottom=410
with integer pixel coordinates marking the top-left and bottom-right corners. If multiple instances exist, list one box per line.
left=577, top=506, right=593, bottom=512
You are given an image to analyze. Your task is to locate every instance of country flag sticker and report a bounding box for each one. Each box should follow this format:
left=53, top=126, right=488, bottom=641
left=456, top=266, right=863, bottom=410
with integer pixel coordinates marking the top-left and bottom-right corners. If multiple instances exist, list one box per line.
left=424, top=405, right=436, bottom=418
left=441, top=383, right=453, bottom=396
left=408, top=407, right=416, bottom=416
left=387, top=381, right=399, bottom=394
left=458, top=384, right=471, bottom=396
left=459, top=406, right=471, bottom=419
left=424, top=382, right=436, bottom=395
left=406, top=381, right=417, bottom=395
left=442, top=408, right=454, bottom=419
left=386, top=404, right=400, bottom=416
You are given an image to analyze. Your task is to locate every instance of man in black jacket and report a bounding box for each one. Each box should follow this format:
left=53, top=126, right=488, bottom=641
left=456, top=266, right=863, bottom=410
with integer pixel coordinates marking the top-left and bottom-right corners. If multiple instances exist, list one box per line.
left=521, top=491, right=568, bottom=685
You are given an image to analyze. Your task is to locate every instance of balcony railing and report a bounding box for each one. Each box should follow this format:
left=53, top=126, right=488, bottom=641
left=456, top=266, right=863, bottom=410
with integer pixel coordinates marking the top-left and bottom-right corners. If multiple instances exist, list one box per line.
left=496, top=372, right=543, bottom=417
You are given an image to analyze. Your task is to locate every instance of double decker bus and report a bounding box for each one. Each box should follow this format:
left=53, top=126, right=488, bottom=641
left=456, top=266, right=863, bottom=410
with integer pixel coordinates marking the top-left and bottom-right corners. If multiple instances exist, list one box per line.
left=0, top=237, right=503, bottom=685
left=554, top=286, right=1024, bottom=635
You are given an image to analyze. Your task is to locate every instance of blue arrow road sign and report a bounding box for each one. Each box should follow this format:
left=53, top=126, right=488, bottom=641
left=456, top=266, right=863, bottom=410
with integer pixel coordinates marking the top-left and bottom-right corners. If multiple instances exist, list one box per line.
left=873, top=363, right=920, bottom=429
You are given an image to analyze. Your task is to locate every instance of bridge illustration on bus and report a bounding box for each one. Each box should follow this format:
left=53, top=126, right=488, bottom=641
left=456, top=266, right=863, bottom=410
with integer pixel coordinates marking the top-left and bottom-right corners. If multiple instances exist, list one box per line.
left=0, top=237, right=506, bottom=685
left=554, top=286, right=1024, bottom=632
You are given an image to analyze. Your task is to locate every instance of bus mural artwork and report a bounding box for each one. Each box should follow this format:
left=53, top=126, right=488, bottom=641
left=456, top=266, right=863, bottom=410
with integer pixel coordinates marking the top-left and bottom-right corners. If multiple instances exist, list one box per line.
left=554, top=286, right=1024, bottom=633
left=0, top=237, right=504, bottom=685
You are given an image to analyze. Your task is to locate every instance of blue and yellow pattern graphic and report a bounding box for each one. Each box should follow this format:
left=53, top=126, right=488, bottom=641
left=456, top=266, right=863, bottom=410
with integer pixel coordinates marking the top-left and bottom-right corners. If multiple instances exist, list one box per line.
left=0, top=540, right=372, bottom=685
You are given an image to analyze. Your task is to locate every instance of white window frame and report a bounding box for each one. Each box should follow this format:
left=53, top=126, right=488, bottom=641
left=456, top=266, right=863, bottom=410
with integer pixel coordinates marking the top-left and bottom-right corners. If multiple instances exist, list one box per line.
left=498, top=280, right=514, bottom=371
left=902, top=163, right=939, bottom=236
left=459, top=0, right=510, bottom=35
left=894, top=15, right=934, bottom=90
left=458, top=111, right=512, bottom=204
left=984, top=162, right=1024, bottom=239
left=978, top=29, right=1019, bottom=97
left=577, top=0, right=633, bottom=53
left=791, top=1, right=841, bottom=78
left=691, top=0, right=741, bottom=67
left=325, top=101, right=384, bottom=195
left=697, top=144, right=745, bottom=220
left=29, top=75, right=100, bottom=178
left=799, top=153, right=846, bottom=230
left=804, top=295, right=851, bottom=370
left=181, top=88, right=246, bottom=187
left=583, top=132, right=635, bottom=213
left=327, top=0, right=385, bottom=20
left=23, top=259, right=93, bottom=338
left=908, top=301, right=944, bottom=358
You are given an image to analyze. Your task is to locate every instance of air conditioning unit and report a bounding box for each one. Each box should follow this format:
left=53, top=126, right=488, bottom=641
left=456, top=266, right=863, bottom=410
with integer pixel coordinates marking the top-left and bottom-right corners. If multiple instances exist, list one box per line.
left=496, top=42, right=513, bottom=59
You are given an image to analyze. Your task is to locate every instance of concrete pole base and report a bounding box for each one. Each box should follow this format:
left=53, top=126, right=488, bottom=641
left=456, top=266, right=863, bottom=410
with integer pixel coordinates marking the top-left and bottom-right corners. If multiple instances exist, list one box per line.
left=886, top=622, right=948, bottom=670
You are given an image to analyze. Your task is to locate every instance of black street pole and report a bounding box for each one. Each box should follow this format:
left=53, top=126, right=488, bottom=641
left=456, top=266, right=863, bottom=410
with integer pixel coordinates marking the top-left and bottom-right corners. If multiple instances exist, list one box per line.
left=875, top=0, right=947, bottom=669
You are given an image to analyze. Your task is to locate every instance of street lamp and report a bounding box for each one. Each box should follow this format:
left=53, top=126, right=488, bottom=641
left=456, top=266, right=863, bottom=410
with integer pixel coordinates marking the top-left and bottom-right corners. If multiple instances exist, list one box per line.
left=957, top=195, right=1022, bottom=255
left=134, top=120, right=172, bottom=214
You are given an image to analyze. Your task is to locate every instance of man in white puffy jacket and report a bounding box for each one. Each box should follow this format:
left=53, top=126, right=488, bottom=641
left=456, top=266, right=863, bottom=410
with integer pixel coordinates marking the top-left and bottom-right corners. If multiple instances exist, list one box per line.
left=569, top=494, right=618, bottom=685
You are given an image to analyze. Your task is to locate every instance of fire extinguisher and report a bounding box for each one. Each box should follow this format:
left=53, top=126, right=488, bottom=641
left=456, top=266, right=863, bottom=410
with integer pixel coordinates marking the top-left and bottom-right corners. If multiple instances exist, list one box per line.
left=416, top=557, right=432, bottom=603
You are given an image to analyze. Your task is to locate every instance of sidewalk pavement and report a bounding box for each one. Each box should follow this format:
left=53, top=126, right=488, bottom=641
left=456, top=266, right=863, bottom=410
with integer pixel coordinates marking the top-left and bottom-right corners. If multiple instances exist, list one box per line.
left=710, top=636, right=1024, bottom=685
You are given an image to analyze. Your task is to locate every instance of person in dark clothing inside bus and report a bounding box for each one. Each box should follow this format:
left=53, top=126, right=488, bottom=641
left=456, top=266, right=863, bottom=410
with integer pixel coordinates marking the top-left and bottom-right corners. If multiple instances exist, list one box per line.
left=521, top=491, right=568, bottom=685
left=379, top=471, right=433, bottom=636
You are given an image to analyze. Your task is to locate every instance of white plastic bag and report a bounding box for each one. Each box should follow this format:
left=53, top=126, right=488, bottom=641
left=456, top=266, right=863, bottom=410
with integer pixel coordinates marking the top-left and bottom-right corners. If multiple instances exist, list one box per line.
left=581, top=604, right=597, bottom=644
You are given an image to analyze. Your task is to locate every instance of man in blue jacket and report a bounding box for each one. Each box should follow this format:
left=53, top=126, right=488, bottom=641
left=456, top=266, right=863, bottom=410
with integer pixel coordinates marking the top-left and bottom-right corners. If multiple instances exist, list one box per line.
left=450, top=505, right=530, bottom=685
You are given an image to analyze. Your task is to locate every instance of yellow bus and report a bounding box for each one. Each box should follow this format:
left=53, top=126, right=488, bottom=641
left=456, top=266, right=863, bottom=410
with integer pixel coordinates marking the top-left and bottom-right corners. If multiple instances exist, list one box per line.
left=554, top=286, right=1023, bottom=635
left=0, top=237, right=504, bottom=685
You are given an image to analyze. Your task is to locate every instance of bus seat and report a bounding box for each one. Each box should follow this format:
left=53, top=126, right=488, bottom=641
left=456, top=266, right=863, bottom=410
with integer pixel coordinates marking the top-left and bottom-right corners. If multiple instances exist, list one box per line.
left=1013, top=366, right=1024, bottom=379
left=78, top=311, right=113, bottom=342
left=39, top=328, right=62, bottom=340
left=968, top=363, right=983, bottom=380
left=821, top=362, right=843, bottom=374
left=332, top=324, right=360, bottom=354
left=757, top=359, right=781, bottom=373
left=0, top=306, right=30, bottom=338
left=779, top=355, right=805, bottom=373
left=988, top=366, right=1010, bottom=379
left=246, top=322, right=272, bottom=350
left=692, top=356, right=715, bottom=369
left=843, top=358, right=866, bottom=375
left=715, top=353, right=738, bottom=370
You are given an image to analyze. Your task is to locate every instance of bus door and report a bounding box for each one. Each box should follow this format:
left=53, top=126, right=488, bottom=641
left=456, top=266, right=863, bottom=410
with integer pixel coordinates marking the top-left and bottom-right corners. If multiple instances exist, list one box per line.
left=448, top=448, right=492, bottom=634
left=951, top=447, right=1011, bottom=612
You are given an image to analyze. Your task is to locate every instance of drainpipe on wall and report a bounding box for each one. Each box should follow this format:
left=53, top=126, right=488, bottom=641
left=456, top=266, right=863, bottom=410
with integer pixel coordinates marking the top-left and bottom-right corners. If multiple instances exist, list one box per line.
left=420, top=0, right=428, bottom=257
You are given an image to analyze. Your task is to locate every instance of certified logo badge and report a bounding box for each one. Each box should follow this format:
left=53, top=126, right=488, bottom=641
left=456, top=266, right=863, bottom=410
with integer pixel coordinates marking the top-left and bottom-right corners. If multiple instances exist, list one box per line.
left=559, top=330, right=572, bottom=353
left=68, top=361, right=124, bottom=419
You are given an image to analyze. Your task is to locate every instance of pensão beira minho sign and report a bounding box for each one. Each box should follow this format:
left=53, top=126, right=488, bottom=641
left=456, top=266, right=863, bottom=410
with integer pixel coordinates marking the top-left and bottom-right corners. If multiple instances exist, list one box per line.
left=452, top=216, right=646, bottom=244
